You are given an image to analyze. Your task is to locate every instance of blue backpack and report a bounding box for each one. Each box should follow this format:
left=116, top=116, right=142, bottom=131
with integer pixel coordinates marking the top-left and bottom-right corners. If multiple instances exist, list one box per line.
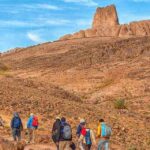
left=85, top=129, right=92, bottom=145
left=13, top=117, right=21, bottom=128
left=101, top=123, right=112, bottom=137
left=61, top=123, right=72, bottom=140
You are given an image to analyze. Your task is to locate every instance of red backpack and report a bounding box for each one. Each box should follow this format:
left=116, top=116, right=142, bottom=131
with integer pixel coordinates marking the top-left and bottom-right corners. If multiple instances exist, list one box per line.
left=32, top=116, right=38, bottom=127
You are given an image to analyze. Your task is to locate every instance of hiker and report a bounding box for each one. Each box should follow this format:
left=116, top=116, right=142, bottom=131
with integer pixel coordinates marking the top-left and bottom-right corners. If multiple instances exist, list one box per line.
left=76, top=119, right=86, bottom=138
left=78, top=121, right=96, bottom=150
left=10, top=112, right=23, bottom=141
left=0, top=116, right=4, bottom=127
left=27, top=113, right=38, bottom=144
left=97, top=119, right=112, bottom=150
left=59, top=117, right=72, bottom=150
left=52, top=117, right=61, bottom=150
left=76, top=119, right=86, bottom=150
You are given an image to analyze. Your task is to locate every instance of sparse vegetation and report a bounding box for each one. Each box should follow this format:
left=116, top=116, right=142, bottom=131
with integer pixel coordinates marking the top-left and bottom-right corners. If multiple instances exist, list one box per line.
left=128, top=146, right=137, bottom=150
left=0, top=63, right=9, bottom=76
left=114, top=98, right=126, bottom=109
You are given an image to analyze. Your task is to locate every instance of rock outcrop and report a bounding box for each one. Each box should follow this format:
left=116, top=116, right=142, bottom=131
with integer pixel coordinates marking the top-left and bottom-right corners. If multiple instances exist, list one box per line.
left=59, top=5, right=150, bottom=40
left=92, top=5, right=119, bottom=28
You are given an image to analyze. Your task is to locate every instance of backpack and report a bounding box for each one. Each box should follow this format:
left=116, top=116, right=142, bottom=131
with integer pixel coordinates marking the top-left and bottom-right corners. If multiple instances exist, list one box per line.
left=85, top=129, right=92, bottom=145
left=101, top=123, right=112, bottom=137
left=32, top=116, right=38, bottom=127
left=62, top=124, right=72, bottom=140
left=76, top=124, right=82, bottom=136
left=13, top=117, right=21, bottom=128
left=52, top=120, right=60, bottom=137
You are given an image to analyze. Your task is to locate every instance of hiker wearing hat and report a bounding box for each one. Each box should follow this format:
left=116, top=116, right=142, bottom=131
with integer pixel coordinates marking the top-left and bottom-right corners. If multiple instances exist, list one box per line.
left=78, top=122, right=96, bottom=150
left=27, top=113, right=38, bottom=143
left=52, top=117, right=61, bottom=150
left=59, top=117, right=72, bottom=150
left=76, top=119, right=86, bottom=138
left=97, top=119, right=112, bottom=150
left=76, top=119, right=86, bottom=150
left=11, top=112, right=23, bottom=141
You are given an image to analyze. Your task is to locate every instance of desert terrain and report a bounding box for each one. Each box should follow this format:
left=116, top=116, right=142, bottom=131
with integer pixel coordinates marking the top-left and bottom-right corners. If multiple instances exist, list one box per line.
left=0, top=5, right=150, bottom=150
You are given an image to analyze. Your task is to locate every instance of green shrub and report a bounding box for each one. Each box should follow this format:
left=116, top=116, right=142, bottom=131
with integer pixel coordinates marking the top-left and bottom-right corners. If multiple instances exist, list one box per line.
left=114, top=98, right=126, bottom=109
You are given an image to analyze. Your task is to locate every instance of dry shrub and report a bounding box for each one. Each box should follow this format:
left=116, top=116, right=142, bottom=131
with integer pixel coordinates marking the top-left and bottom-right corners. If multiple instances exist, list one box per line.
left=114, top=98, right=126, bottom=109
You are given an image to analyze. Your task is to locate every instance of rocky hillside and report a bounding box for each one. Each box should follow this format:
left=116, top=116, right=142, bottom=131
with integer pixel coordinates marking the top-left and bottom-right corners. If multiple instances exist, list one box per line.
left=0, top=35, right=150, bottom=149
left=0, top=5, right=150, bottom=150
left=60, top=5, right=150, bottom=40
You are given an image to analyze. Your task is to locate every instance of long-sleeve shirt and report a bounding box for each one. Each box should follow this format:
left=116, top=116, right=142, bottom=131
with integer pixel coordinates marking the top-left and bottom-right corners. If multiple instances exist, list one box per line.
left=97, top=123, right=101, bottom=137
left=11, top=116, right=23, bottom=129
left=27, top=116, right=34, bottom=128
left=79, top=128, right=96, bottom=144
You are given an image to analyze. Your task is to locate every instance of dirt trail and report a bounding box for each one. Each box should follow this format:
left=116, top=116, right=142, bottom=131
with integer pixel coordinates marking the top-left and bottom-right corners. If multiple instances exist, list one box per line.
left=24, top=144, right=55, bottom=150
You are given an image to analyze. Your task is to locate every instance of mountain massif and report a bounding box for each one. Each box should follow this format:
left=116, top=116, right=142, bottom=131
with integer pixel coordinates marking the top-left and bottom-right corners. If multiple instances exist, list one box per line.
left=60, top=5, right=150, bottom=40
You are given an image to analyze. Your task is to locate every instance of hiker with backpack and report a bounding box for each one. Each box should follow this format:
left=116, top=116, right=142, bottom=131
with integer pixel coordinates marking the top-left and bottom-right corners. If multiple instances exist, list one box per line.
left=52, top=117, right=61, bottom=150
left=59, top=117, right=72, bottom=150
left=97, top=119, right=112, bottom=150
left=76, top=119, right=86, bottom=150
left=76, top=119, right=86, bottom=138
left=78, top=121, right=96, bottom=150
left=10, top=112, right=23, bottom=141
left=27, top=113, right=38, bottom=144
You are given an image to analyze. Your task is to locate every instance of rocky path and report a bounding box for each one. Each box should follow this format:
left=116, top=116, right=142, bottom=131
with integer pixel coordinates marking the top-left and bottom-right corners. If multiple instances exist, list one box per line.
left=24, top=144, right=55, bottom=150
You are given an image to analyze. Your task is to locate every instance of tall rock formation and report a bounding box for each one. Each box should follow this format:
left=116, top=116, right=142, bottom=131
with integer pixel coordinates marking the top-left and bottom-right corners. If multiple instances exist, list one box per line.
left=92, top=5, right=119, bottom=28
left=59, top=5, right=150, bottom=40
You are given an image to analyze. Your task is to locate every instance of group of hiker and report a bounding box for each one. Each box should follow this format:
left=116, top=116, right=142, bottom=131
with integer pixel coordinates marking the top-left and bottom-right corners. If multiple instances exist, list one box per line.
left=11, top=112, right=38, bottom=144
left=52, top=117, right=111, bottom=150
left=0, top=113, right=112, bottom=150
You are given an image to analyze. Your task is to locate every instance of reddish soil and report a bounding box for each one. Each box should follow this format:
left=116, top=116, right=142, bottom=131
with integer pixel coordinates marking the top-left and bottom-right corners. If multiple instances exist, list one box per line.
left=0, top=36, right=150, bottom=149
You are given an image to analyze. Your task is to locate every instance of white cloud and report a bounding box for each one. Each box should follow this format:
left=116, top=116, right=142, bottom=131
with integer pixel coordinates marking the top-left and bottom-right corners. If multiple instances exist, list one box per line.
left=46, top=19, right=71, bottom=26
left=0, top=18, right=71, bottom=28
left=27, top=32, right=43, bottom=43
left=23, top=4, right=61, bottom=10
left=0, top=20, right=32, bottom=27
left=0, top=3, right=61, bottom=14
left=63, top=0, right=98, bottom=6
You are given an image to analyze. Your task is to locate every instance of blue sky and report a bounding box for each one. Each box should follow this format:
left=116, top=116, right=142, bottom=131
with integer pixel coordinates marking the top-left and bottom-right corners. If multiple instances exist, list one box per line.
left=0, top=0, right=150, bottom=52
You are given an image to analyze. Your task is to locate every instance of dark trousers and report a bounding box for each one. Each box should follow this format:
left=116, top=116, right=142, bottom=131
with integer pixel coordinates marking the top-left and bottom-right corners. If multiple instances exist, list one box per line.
left=12, top=128, right=21, bottom=141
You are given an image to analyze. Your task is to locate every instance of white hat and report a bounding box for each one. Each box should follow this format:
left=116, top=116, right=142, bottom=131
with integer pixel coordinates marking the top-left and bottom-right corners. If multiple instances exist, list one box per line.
left=30, top=113, right=34, bottom=116
left=80, top=119, right=85, bottom=124
left=56, top=116, right=61, bottom=120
